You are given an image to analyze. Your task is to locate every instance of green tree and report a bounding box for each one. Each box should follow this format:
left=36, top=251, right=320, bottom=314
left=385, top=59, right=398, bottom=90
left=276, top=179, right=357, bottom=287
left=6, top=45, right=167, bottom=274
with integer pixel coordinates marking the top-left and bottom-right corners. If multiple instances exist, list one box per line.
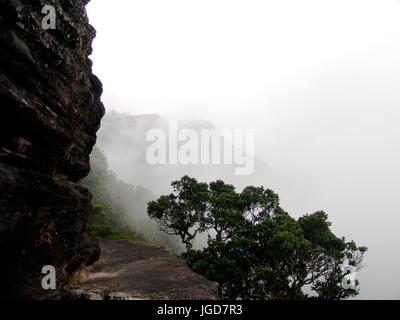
left=148, top=176, right=209, bottom=249
left=148, top=176, right=367, bottom=300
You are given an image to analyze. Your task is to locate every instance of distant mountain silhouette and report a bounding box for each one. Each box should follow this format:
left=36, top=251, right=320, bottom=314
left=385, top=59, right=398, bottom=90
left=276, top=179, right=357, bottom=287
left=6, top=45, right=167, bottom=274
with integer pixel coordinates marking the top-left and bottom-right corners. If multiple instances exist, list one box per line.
left=96, top=111, right=274, bottom=195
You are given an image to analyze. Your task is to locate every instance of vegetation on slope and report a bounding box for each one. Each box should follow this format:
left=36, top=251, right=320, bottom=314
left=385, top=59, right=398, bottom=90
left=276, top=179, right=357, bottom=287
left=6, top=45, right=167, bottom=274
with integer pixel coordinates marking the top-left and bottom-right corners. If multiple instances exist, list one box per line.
left=81, top=148, right=143, bottom=241
left=85, top=204, right=142, bottom=241
left=81, top=147, right=183, bottom=251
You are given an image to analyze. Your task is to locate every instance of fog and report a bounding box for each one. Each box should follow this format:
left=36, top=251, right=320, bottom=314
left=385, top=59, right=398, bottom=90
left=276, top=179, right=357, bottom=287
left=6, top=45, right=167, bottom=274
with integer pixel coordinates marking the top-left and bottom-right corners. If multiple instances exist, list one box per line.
left=87, top=0, right=400, bottom=299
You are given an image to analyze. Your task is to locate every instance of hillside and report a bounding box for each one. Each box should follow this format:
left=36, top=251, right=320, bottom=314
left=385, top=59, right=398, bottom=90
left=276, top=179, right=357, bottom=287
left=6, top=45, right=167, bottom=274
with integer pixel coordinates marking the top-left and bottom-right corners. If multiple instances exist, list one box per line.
left=96, top=111, right=274, bottom=195
left=81, top=147, right=185, bottom=253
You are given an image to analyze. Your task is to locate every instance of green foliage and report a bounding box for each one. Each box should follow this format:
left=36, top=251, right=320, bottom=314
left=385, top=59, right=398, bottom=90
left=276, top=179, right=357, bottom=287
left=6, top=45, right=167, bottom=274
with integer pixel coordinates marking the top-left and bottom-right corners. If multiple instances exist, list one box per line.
left=81, top=148, right=144, bottom=241
left=86, top=204, right=142, bottom=241
left=148, top=176, right=209, bottom=249
left=81, top=147, right=183, bottom=252
left=148, top=175, right=367, bottom=300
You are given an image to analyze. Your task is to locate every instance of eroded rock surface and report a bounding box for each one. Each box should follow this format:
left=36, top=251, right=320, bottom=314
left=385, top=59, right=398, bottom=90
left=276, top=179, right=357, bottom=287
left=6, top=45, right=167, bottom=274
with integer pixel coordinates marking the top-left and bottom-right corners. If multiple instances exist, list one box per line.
left=65, top=240, right=219, bottom=300
left=0, top=0, right=104, bottom=298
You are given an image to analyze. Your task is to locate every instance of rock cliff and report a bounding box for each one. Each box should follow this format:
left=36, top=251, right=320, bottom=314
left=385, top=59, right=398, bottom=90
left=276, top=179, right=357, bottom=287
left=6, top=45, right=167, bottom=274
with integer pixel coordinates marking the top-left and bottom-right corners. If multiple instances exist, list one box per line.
left=0, top=0, right=104, bottom=298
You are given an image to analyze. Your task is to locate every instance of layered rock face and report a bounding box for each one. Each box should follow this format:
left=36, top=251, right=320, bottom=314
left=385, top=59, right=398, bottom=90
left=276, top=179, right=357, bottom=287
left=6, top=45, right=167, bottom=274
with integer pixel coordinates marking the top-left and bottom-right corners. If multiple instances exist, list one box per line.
left=0, top=0, right=104, bottom=298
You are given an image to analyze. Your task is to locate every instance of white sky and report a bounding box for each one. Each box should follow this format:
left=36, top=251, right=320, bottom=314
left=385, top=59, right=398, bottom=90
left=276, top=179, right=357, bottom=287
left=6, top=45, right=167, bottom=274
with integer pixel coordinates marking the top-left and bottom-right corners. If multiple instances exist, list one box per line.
left=87, top=0, right=400, bottom=299
left=87, top=0, right=400, bottom=123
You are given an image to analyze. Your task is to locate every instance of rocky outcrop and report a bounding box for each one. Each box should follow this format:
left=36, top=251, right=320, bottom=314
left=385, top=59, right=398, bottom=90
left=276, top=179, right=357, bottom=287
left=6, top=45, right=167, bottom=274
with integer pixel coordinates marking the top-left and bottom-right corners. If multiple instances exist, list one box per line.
left=64, top=240, right=219, bottom=300
left=0, top=0, right=104, bottom=298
